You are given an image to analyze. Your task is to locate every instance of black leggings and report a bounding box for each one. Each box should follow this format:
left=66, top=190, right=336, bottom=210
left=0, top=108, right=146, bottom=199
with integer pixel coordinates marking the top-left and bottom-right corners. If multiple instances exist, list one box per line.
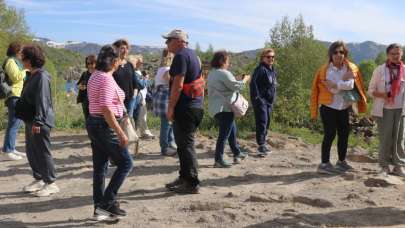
left=320, top=105, right=350, bottom=163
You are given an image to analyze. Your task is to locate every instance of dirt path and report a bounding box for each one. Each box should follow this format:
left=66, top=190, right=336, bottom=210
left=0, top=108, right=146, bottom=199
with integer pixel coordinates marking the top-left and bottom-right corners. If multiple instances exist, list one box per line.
left=1, top=130, right=405, bottom=227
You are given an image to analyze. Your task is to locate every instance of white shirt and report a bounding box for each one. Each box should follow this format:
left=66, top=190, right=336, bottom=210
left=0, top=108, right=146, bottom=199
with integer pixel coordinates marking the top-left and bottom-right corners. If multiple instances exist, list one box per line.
left=155, top=67, right=170, bottom=87
left=325, top=63, right=355, bottom=110
left=383, top=67, right=405, bottom=109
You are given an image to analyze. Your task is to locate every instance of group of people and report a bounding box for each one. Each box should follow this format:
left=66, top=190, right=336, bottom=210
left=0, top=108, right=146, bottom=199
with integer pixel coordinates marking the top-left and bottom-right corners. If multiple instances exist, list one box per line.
left=1, top=28, right=405, bottom=221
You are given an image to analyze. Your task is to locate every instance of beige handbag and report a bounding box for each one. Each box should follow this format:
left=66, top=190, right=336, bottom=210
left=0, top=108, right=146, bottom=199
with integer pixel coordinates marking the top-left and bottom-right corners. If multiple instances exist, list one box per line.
left=116, top=90, right=138, bottom=143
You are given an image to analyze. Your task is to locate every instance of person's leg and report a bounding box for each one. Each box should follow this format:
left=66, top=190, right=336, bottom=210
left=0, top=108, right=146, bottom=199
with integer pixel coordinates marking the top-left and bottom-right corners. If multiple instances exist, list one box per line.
left=174, top=108, right=203, bottom=187
left=226, top=113, right=241, bottom=157
left=214, top=112, right=234, bottom=163
left=25, top=123, right=42, bottom=180
left=320, top=105, right=338, bottom=164
left=336, top=108, right=350, bottom=162
left=2, top=97, right=22, bottom=153
left=30, top=125, right=56, bottom=184
left=253, top=104, right=268, bottom=147
left=160, top=115, right=170, bottom=152
left=137, top=104, right=147, bottom=135
left=377, top=109, right=395, bottom=168
left=392, top=109, right=405, bottom=166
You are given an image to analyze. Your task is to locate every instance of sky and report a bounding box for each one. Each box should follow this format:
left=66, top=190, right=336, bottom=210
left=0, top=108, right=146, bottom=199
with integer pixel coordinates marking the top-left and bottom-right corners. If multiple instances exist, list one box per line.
left=4, top=0, right=405, bottom=52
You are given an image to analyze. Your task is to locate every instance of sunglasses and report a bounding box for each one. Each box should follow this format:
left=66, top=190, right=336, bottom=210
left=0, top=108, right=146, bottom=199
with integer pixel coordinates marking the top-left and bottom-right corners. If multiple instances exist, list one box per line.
left=333, top=50, right=345, bottom=55
left=265, top=55, right=275, bottom=59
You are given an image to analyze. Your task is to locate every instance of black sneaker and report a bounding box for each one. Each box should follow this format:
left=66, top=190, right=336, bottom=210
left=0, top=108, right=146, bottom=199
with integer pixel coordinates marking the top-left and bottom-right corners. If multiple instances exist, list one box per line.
left=173, top=183, right=200, bottom=194
left=97, top=202, right=126, bottom=217
left=165, top=177, right=185, bottom=191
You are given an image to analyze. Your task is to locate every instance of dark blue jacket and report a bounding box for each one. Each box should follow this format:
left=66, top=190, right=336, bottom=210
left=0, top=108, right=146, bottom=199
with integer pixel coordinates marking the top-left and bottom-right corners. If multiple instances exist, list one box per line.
left=250, top=62, right=277, bottom=106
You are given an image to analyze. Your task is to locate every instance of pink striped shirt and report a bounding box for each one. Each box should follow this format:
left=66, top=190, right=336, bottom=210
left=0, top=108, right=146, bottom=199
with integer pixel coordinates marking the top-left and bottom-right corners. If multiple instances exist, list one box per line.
left=88, top=70, right=125, bottom=117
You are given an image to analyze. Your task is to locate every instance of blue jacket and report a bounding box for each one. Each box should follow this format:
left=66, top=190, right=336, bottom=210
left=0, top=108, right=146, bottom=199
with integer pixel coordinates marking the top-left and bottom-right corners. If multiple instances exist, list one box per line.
left=249, top=62, right=277, bottom=106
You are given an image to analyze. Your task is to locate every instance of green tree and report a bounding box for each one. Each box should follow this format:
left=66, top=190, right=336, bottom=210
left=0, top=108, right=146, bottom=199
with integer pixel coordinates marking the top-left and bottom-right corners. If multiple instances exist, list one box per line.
left=0, top=0, right=30, bottom=39
left=375, top=51, right=386, bottom=65
left=266, top=15, right=327, bottom=127
left=358, top=60, right=377, bottom=88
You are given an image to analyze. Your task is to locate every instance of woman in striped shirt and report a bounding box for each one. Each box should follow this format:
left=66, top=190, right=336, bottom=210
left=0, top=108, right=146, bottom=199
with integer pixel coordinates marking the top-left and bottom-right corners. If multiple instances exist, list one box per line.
left=86, top=45, right=133, bottom=221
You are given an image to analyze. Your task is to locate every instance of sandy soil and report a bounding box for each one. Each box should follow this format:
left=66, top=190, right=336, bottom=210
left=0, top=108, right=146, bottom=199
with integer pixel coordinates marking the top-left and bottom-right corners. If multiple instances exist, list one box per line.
left=1, top=130, right=405, bottom=228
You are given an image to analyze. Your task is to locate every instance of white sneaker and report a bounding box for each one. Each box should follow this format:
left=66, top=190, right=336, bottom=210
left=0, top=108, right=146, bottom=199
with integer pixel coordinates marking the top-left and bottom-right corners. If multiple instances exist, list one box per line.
left=23, top=180, right=45, bottom=192
left=34, top=183, right=59, bottom=197
left=92, top=209, right=119, bottom=222
left=13, top=150, right=26, bottom=157
left=3, top=152, right=23, bottom=161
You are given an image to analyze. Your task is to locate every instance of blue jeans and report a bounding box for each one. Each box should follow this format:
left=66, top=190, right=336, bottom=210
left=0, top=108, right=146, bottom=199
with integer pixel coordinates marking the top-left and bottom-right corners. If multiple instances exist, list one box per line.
left=159, top=115, right=175, bottom=153
left=86, top=116, right=133, bottom=207
left=3, top=97, right=22, bottom=153
left=214, top=112, right=241, bottom=162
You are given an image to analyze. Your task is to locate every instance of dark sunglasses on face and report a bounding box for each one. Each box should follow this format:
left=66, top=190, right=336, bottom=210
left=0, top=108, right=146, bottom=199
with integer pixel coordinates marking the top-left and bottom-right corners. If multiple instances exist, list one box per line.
left=265, top=55, right=275, bottom=59
left=334, top=50, right=345, bottom=55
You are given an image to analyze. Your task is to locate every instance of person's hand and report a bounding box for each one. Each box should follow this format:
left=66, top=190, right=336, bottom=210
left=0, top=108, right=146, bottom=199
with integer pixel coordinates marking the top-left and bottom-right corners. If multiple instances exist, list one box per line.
left=118, top=132, right=129, bottom=147
left=166, top=107, right=174, bottom=122
left=242, top=74, right=251, bottom=83
left=32, top=125, right=40, bottom=134
left=342, top=71, right=355, bottom=81
left=79, top=84, right=86, bottom=91
left=144, top=74, right=150, bottom=80
left=322, top=80, right=337, bottom=89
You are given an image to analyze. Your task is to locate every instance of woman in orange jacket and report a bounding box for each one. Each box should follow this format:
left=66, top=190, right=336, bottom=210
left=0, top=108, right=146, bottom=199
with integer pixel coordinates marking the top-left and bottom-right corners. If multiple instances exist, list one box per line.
left=310, top=41, right=367, bottom=175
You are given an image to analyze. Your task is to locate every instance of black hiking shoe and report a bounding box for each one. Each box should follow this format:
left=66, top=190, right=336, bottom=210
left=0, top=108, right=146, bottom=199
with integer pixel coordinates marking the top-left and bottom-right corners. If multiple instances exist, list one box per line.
left=165, top=177, right=185, bottom=191
left=173, top=183, right=200, bottom=194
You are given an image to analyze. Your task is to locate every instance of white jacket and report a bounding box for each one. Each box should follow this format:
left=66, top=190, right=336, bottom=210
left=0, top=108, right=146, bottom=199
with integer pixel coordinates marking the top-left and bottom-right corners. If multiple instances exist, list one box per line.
left=368, top=63, right=405, bottom=117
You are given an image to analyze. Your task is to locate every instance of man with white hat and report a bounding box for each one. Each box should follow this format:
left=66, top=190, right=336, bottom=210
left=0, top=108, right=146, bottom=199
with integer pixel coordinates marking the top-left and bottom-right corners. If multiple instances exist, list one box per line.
left=163, top=29, right=204, bottom=194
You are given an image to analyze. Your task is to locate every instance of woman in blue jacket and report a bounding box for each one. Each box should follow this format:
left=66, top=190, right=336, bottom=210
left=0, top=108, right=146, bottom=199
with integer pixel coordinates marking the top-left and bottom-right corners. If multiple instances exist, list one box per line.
left=250, top=48, right=277, bottom=157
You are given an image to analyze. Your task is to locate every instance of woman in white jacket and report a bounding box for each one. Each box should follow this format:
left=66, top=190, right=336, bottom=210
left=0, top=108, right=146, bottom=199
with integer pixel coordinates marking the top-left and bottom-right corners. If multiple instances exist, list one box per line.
left=368, top=43, right=405, bottom=177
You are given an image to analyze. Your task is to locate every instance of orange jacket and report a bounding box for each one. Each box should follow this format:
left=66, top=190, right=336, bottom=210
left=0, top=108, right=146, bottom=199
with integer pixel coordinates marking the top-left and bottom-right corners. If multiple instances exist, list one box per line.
left=310, top=61, right=367, bottom=119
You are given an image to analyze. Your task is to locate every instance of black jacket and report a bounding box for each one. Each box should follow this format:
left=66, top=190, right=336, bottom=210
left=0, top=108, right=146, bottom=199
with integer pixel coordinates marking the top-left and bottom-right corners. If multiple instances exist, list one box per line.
left=20, top=69, right=55, bottom=128
left=250, top=62, right=277, bottom=105
left=76, top=70, right=91, bottom=104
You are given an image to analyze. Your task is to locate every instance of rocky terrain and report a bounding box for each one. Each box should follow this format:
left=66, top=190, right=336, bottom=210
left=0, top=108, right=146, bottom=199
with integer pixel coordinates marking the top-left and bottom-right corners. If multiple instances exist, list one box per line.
left=1, top=130, right=405, bottom=228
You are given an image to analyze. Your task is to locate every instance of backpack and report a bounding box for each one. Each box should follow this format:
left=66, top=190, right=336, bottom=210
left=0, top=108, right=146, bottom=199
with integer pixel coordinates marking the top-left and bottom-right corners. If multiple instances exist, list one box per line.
left=0, top=58, right=12, bottom=99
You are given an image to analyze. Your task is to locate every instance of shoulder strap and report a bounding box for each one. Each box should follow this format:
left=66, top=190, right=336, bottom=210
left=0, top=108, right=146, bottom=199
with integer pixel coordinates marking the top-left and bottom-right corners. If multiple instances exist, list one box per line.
left=115, top=88, right=128, bottom=115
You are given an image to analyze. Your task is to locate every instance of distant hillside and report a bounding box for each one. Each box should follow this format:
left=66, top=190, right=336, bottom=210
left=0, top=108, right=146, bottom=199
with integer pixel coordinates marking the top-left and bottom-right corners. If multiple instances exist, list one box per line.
left=320, top=41, right=386, bottom=63
left=64, top=42, right=163, bottom=56
left=235, top=41, right=387, bottom=64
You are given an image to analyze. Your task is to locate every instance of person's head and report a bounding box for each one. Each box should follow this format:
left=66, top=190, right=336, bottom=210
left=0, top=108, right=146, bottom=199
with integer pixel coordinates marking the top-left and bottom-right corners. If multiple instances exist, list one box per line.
left=95, top=45, right=120, bottom=73
left=386, top=43, right=403, bottom=64
left=85, top=55, right=96, bottom=72
left=162, top=29, right=189, bottom=53
left=260, top=48, right=275, bottom=66
left=112, top=39, right=130, bottom=60
left=328, top=41, right=349, bottom=66
left=160, top=48, right=174, bottom=67
left=21, top=45, right=46, bottom=70
left=128, top=54, right=143, bottom=69
left=7, top=41, right=23, bottom=59
left=210, top=50, right=230, bottom=69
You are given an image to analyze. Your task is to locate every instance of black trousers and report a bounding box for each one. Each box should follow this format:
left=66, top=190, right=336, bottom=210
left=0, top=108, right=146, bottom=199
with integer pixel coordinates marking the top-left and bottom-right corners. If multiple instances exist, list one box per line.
left=253, top=102, right=272, bottom=146
left=25, top=122, right=56, bottom=184
left=173, top=107, right=204, bottom=186
left=320, top=105, right=350, bottom=163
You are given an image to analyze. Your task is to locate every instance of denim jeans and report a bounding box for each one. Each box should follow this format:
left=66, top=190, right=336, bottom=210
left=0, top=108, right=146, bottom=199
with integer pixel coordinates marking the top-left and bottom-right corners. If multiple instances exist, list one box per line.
left=253, top=102, right=272, bottom=146
left=3, top=97, right=22, bottom=153
left=173, top=107, right=203, bottom=186
left=214, top=112, right=241, bottom=162
left=86, top=116, right=133, bottom=207
left=160, top=114, right=175, bottom=153
left=25, top=122, right=56, bottom=183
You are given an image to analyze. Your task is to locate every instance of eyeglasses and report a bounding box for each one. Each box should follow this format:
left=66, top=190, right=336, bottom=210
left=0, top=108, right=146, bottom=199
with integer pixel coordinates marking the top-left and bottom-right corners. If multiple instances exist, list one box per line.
left=264, top=55, right=275, bottom=59
left=333, top=50, right=345, bottom=55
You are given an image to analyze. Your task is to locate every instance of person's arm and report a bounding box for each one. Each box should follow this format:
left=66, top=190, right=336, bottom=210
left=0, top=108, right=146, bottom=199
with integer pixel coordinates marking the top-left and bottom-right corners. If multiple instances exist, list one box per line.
left=166, top=75, right=184, bottom=122
left=336, top=78, right=354, bottom=90
left=132, top=67, right=147, bottom=90
left=101, top=106, right=128, bottom=147
left=368, top=66, right=387, bottom=98
left=166, top=54, right=187, bottom=122
left=222, top=70, right=246, bottom=91
left=162, top=71, right=170, bottom=83
left=250, top=67, right=262, bottom=101
left=4, top=58, right=26, bottom=83
left=310, top=68, right=321, bottom=120
left=32, top=73, right=51, bottom=133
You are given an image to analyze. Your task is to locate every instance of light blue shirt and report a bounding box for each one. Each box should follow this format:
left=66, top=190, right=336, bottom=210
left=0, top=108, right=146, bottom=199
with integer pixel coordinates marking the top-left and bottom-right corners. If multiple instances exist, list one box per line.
left=207, top=68, right=245, bottom=117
